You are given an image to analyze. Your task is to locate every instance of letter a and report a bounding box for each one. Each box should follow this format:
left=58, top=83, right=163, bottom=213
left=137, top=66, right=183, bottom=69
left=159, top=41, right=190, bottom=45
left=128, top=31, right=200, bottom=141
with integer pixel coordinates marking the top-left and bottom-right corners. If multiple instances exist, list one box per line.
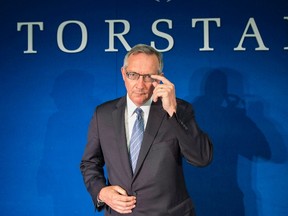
left=234, top=18, right=269, bottom=51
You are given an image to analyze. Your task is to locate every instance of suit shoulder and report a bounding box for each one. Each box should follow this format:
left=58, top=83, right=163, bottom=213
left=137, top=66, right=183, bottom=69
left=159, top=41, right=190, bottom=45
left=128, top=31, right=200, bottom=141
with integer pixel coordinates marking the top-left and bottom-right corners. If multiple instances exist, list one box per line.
left=95, top=97, right=125, bottom=112
left=176, top=98, right=193, bottom=109
left=176, top=98, right=195, bottom=119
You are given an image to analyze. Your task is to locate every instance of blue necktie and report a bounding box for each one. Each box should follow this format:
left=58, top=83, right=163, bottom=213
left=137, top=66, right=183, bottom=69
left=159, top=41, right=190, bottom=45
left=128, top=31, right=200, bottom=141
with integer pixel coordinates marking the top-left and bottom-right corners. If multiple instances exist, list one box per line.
left=129, top=108, right=144, bottom=173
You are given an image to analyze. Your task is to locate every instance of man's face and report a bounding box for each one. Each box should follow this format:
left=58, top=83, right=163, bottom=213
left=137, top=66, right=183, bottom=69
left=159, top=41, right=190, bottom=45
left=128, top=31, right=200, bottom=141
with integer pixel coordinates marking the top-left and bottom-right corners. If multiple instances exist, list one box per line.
left=121, top=53, right=160, bottom=107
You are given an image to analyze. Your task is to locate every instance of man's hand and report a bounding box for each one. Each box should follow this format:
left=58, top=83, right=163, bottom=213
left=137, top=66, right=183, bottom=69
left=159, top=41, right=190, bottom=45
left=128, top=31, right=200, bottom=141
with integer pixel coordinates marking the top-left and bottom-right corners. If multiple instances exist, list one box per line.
left=99, top=186, right=136, bottom=214
left=151, top=74, right=177, bottom=117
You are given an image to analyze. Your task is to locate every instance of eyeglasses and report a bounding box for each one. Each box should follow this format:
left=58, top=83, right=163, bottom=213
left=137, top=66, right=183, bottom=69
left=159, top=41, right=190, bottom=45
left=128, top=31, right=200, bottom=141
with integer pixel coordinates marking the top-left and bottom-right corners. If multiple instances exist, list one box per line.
left=125, top=70, right=156, bottom=83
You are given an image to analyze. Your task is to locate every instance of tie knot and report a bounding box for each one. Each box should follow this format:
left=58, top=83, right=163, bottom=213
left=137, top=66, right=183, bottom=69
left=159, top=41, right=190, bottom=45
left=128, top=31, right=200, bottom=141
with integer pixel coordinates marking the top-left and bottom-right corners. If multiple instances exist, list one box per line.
left=135, top=108, right=143, bottom=117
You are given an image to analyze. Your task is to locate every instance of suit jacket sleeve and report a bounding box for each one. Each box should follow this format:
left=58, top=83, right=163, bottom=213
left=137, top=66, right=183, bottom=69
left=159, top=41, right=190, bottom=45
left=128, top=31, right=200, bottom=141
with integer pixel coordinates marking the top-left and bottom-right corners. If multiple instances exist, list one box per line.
left=171, top=99, right=213, bottom=166
left=80, top=108, right=106, bottom=211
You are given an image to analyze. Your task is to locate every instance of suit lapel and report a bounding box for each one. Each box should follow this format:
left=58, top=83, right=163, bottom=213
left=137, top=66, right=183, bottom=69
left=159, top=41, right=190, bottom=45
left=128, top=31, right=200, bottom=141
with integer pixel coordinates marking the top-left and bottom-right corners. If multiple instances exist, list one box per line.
left=112, top=97, right=133, bottom=179
left=133, top=100, right=166, bottom=178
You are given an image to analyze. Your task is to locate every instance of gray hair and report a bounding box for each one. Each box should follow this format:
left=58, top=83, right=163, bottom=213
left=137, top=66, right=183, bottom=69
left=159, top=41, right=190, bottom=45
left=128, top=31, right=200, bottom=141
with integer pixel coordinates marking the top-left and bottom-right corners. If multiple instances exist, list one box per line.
left=123, top=44, right=163, bottom=74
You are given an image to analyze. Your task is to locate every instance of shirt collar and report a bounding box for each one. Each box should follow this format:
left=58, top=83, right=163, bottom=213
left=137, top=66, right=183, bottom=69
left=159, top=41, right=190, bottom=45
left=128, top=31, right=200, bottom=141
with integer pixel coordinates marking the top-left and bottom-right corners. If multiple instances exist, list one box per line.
left=126, top=95, right=152, bottom=117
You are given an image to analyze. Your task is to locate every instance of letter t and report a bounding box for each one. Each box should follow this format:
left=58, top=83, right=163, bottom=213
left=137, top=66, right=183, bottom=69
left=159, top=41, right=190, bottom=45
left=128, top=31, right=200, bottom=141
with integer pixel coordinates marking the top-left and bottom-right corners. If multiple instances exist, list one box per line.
left=192, top=18, right=221, bottom=51
left=17, top=22, right=44, bottom=54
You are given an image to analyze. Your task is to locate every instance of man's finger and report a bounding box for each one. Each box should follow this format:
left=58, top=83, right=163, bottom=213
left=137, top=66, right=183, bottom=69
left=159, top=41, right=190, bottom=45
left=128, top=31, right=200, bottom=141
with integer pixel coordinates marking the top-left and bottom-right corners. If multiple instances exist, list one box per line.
left=113, top=186, right=128, bottom=196
left=151, top=74, right=171, bottom=84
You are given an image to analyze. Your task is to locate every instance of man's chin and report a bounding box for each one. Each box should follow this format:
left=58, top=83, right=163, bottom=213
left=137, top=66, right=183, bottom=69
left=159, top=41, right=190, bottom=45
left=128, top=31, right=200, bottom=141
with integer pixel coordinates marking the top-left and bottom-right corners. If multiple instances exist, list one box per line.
left=132, top=95, right=149, bottom=106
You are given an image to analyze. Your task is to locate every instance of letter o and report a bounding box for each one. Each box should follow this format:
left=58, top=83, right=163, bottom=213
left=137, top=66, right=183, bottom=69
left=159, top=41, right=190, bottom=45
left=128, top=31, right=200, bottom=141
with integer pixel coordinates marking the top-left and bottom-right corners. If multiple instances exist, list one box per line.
left=57, top=20, right=88, bottom=53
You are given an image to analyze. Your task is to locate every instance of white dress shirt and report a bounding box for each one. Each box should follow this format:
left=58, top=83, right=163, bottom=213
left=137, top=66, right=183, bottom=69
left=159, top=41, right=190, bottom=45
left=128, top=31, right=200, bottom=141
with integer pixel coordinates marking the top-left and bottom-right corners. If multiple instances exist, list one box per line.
left=125, top=95, right=152, bottom=150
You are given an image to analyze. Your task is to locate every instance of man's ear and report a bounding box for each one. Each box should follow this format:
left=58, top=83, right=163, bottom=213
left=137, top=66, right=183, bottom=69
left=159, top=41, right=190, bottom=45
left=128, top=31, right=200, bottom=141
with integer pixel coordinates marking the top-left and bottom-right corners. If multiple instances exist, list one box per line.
left=121, top=67, right=126, bottom=80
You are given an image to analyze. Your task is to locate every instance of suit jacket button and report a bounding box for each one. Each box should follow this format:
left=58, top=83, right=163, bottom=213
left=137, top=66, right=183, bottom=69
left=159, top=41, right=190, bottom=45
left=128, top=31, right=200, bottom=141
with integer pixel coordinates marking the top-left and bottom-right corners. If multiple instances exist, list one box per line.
left=133, top=191, right=137, bottom=196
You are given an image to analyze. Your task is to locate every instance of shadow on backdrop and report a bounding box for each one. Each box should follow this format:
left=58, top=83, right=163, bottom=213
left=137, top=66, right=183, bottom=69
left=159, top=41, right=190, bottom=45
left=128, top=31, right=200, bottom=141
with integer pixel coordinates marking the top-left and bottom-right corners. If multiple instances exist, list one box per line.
left=37, top=70, right=99, bottom=216
left=184, top=68, right=286, bottom=216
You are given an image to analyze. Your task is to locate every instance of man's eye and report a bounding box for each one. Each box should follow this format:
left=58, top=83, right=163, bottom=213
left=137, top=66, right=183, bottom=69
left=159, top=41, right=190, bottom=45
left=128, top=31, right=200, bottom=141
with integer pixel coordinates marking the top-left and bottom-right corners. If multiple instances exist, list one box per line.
left=130, top=73, right=137, bottom=77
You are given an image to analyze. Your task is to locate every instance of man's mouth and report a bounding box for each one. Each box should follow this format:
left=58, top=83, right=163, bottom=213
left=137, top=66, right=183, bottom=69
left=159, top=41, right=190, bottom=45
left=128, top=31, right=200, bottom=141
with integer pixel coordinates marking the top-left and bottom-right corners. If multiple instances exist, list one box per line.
left=134, top=91, right=146, bottom=95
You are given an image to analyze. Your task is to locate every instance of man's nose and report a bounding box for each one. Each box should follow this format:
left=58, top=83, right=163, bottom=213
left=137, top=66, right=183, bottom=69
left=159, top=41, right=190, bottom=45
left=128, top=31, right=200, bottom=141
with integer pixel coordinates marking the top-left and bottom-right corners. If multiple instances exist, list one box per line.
left=136, top=76, right=145, bottom=86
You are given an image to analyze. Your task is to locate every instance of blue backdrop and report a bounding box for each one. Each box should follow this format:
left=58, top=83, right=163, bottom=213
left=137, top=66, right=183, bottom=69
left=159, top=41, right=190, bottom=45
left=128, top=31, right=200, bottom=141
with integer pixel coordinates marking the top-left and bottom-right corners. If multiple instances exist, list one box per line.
left=1, top=0, right=287, bottom=215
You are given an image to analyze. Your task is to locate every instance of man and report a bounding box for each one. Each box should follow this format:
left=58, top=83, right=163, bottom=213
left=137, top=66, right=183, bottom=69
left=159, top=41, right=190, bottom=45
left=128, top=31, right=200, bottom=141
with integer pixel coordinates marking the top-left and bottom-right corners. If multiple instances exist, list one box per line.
left=80, top=44, right=213, bottom=216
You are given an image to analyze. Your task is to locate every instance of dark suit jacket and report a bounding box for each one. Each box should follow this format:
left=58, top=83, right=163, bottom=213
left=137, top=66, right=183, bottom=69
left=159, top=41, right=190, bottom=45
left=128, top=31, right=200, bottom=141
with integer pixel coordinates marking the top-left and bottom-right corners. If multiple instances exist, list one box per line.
left=80, top=96, right=213, bottom=216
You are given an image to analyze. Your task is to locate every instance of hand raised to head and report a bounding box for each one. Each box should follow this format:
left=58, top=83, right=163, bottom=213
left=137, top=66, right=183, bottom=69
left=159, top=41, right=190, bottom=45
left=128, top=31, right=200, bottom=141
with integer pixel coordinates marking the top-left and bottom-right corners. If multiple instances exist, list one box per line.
left=151, top=74, right=177, bottom=117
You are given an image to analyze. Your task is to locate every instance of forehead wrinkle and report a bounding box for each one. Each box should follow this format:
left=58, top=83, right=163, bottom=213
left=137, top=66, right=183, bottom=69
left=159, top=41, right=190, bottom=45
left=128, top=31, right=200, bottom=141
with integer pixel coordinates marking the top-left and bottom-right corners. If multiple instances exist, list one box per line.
left=126, top=54, right=159, bottom=75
